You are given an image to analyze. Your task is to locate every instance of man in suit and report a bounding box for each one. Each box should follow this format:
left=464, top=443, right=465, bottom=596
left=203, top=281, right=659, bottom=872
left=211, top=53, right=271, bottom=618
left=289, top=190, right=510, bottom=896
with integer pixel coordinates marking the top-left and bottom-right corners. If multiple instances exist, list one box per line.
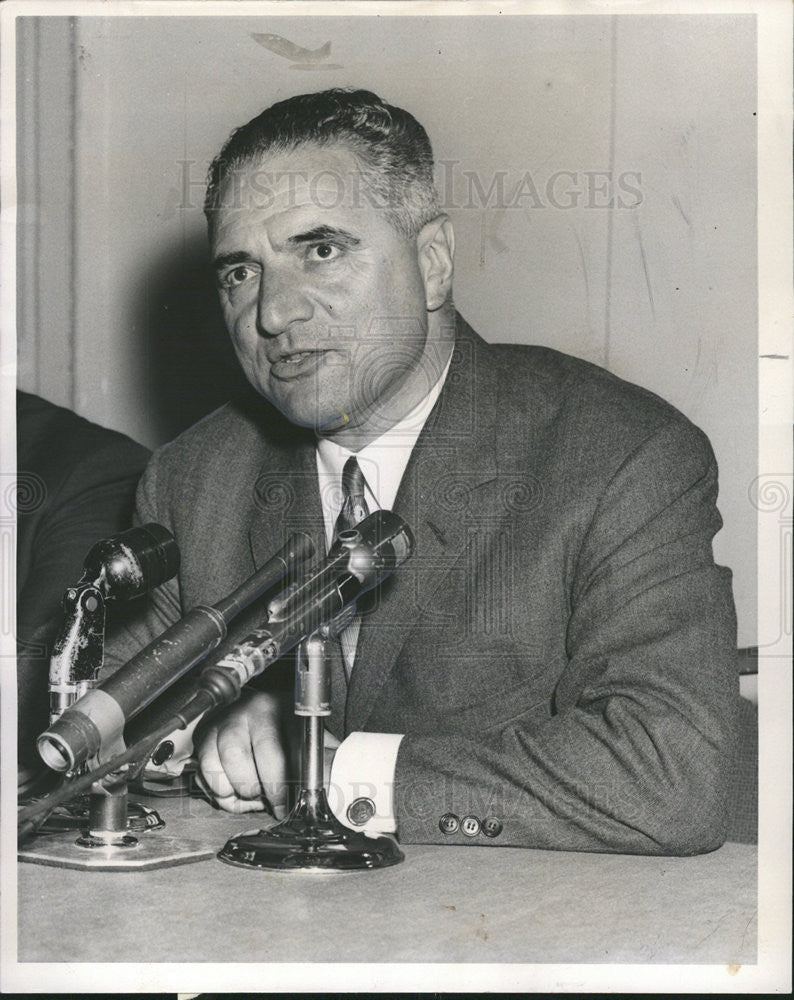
left=104, top=88, right=738, bottom=853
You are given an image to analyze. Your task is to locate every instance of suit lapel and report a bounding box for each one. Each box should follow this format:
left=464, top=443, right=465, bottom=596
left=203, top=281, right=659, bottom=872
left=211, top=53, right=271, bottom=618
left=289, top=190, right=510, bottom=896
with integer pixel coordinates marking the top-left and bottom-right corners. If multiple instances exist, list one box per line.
left=346, top=320, right=500, bottom=733
left=248, top=435, right=325, bottom=574
left=207, top=419, right=319, bottom=666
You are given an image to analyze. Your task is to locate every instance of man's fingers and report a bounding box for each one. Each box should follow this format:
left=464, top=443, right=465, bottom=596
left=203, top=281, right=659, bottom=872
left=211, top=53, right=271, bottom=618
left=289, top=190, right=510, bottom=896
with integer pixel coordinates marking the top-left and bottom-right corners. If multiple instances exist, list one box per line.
left=216, top=722, right=265, bottom=801
left=193, top=769, right=266, bottom=814
left=196, top=726, right=238, bottom=800
left=194, top=691, right=291, bottom=817
left=250, top=730, right=289, bottom=819
left=212, top=792, right=268, bottom=814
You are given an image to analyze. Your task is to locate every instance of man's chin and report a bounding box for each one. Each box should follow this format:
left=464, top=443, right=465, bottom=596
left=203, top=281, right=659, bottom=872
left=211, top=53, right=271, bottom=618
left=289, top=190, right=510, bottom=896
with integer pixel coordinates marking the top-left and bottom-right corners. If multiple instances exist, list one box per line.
left=313, top=410, right=357, bottom=437
left=265, top=397, right=354, bottom=437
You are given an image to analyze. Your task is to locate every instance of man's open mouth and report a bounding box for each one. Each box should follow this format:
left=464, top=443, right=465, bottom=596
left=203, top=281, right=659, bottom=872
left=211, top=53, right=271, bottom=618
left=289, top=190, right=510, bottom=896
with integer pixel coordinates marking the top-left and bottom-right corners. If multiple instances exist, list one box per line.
left=281, top=351, right=314, bottom=364
left=271, top=350, right=326, bottom=380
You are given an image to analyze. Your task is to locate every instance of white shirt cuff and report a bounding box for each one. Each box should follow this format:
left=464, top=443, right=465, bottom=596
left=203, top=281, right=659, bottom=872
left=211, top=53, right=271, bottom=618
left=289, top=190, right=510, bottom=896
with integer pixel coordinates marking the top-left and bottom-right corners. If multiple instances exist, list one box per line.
left=328, top=731, right=404, bottom=834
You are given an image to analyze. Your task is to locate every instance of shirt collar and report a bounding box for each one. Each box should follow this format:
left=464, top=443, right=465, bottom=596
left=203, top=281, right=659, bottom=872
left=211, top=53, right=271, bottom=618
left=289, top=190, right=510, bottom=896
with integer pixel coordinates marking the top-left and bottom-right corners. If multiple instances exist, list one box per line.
left=316, top=351, right=453, bottom=538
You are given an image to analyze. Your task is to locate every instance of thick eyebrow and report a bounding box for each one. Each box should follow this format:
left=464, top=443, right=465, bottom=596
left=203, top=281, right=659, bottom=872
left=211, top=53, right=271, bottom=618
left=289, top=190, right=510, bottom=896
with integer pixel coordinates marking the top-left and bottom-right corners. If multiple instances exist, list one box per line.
left=213, top=250, right=254, bottom=271
left=213, top=226, right=361, bottom=270
left=285, top=225, right=361, bottom=249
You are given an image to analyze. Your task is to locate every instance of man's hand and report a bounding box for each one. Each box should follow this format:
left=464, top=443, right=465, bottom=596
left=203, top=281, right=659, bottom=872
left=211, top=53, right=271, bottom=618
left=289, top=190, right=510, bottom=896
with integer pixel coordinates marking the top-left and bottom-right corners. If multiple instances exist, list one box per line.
left=196, top=689, right=291, bottom=817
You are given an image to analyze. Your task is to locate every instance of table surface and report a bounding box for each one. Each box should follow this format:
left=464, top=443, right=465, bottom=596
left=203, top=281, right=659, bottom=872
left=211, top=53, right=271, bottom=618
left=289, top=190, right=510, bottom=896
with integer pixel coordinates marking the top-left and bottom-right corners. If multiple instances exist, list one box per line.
left=18, top=794, right=757, bottom=965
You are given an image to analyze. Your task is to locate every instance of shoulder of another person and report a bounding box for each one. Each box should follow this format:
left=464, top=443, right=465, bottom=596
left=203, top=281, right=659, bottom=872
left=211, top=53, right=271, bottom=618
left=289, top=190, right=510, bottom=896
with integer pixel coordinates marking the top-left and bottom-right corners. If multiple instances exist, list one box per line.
left=17, top=392, right=150, bottom=500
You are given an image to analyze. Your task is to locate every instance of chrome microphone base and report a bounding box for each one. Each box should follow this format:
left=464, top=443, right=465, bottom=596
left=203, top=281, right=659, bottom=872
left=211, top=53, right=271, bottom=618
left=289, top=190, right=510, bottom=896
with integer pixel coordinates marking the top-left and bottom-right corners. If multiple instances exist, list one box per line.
left=218, top=788, right=404, bottom=873
left=18, top=831, right=215, bottom=871
left=19, top=778, right=212, bottom=870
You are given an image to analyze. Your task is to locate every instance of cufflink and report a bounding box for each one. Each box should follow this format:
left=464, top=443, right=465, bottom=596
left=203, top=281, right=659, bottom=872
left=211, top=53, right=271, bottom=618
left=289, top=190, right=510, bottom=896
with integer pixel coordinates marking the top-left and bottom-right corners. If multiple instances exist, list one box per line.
left=482, top=816, right=503, bottom=838
left=346, top=797, right=376, bottom=827
left=439, top=813, right=459, bottom=835
left=460, top=815, right=481, bottom=837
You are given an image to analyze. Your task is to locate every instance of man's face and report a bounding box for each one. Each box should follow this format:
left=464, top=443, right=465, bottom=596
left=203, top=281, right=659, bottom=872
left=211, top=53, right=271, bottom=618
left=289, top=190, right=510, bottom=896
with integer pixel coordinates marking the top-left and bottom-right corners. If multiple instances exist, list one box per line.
left=211, top=143, right=440, bottom=441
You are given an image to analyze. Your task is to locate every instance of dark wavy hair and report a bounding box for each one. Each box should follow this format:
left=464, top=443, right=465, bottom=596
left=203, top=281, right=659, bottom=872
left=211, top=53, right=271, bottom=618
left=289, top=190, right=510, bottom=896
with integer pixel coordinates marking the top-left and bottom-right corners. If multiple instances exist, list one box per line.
left=204, top=88, right=440, bottom=238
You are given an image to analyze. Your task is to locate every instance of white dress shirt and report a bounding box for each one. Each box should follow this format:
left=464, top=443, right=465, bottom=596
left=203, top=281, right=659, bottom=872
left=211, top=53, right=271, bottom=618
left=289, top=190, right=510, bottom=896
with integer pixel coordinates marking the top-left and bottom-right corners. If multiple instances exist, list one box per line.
left=318, top=353, right=452, bottom=834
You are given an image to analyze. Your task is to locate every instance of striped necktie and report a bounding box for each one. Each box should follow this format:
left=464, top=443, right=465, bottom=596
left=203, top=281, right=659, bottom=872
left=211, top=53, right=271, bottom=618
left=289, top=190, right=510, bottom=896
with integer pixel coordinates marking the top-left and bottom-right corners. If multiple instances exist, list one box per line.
left=333, top=456, right=371, bottom=681
left=335, top=456, right=370, bottom=536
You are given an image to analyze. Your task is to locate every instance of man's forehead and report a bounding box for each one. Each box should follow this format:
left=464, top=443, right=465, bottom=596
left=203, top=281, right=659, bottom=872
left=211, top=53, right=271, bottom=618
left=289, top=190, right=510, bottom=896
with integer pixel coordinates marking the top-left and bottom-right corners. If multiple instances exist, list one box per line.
left=215, top=142, right=374, bottom=221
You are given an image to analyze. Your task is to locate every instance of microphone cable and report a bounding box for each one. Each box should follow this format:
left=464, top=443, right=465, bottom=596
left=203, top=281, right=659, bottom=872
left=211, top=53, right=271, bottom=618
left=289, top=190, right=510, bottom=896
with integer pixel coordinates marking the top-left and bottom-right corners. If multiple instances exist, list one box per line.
left=18, top=687, right=219, bottom=842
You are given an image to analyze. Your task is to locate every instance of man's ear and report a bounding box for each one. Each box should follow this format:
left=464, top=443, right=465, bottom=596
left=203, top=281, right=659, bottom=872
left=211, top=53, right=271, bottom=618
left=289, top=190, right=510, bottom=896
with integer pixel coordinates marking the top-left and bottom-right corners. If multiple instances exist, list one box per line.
left=416, top=215, right=455, bottom=312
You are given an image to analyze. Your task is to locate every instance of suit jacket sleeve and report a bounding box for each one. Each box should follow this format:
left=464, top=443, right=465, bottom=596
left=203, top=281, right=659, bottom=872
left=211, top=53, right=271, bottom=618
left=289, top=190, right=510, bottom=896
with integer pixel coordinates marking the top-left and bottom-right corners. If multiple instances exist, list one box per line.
left=393, top=418, right=738, bottom=855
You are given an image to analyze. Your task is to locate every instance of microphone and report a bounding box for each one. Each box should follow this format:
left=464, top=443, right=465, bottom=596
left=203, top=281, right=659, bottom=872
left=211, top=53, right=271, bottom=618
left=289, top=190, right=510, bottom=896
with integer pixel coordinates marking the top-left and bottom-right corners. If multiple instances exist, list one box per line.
left=37, top=531, right=315, bottom=773
left=79, top=522, right=180, bottom=600
left=47, top=523, right=181, bottom=723
left=128, top=512, right=414, bottom=765
left=197, top=510, right=414, bottom=705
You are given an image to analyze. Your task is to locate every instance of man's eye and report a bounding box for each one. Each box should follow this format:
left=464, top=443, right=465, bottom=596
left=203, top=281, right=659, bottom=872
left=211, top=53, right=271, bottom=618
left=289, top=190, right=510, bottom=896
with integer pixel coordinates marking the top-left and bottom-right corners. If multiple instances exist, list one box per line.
left=308, top=243, right=340, bottom=262
left=222, top=265, right=257, bottom=288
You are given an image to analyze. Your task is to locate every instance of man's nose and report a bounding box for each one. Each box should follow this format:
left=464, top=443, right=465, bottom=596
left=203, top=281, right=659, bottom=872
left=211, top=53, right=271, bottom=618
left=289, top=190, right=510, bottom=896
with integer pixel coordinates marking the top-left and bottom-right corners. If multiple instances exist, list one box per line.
left=256, top=267, right=314, bottom=336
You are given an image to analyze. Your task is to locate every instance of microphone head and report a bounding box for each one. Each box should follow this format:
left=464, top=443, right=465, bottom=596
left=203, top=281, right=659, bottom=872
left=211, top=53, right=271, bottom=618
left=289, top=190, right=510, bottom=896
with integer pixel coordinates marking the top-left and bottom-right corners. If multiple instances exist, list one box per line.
left=267, top=511, right=415, bottom=625
left=332, top=510, right=415, bottom=587
left=81, top=523, right=180, bottom=600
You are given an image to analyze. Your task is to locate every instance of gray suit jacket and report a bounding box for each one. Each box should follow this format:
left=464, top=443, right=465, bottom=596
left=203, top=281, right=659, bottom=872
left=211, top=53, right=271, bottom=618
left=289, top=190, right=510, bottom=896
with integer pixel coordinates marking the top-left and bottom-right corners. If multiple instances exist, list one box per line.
left=105, top=317, right=738, bottom=855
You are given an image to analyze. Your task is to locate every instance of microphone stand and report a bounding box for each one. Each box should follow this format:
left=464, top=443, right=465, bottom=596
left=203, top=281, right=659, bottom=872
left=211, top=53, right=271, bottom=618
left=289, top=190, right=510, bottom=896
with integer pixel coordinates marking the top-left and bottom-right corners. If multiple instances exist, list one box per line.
left=23, top=514, right=411, bottom=872
left=19, top=762, right=215, bottom=872
left=27, top=574, right=170, bottom=850
left=18, top=525, right=216, bottom=870
left=218, top=615, right=404, bottom=873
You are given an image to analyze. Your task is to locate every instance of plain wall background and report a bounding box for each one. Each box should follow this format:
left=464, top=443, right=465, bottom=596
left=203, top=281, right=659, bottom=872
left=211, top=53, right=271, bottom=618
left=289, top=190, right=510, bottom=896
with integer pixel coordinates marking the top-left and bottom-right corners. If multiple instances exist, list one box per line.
left=15, top=12, right=757, bottom=643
